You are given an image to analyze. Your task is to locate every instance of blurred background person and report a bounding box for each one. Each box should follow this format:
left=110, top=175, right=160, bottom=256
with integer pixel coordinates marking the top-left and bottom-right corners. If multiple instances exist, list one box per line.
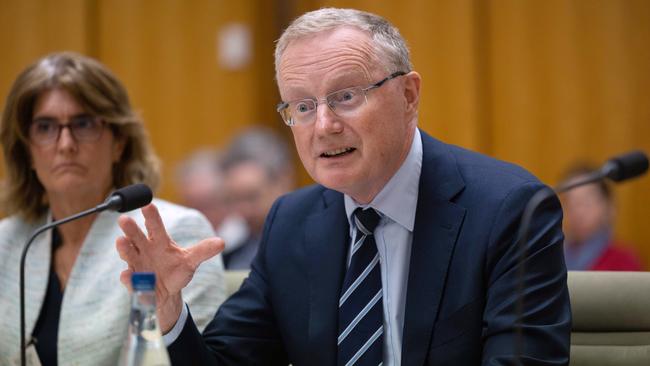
left=220, top=126, right=294, bottom=269
left=0, top=52, right=226, bottom=366
left=175, top=149, right=226, bottom=229
left=561, top=163, right=644, bottom=271
left=174, top=148, right=249, bottom=258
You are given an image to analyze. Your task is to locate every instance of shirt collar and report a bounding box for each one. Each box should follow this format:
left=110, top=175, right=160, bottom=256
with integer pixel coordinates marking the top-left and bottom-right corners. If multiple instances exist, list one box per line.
left=344, top=128, right=423, bottom=232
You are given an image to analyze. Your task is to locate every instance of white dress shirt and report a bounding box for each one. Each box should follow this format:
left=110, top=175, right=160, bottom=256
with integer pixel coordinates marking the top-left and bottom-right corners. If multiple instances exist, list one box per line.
left=344, top=128, right=422, bottom=366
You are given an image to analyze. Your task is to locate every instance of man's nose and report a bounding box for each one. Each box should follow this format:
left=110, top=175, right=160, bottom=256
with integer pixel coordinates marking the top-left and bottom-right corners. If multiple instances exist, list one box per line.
left=314, top=102, right=343, bottom=134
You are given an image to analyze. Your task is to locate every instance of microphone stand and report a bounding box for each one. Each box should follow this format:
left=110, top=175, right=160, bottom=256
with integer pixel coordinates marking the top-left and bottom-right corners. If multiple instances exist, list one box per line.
left=19, top=197, right=121, bottom=366
left=513, top=170, right=604, bottom=364
left=513, top=150, right=648, bottom=364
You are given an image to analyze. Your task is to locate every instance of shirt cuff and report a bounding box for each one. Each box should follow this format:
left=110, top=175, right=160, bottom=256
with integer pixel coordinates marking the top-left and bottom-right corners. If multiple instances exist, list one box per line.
left=162, top=303, right=189, bottom=346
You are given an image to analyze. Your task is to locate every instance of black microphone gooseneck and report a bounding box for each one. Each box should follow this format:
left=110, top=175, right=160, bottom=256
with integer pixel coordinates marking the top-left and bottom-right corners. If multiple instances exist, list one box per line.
left=513, top=150, right=648, bottom=365
left=19, top=183, right=152, bottom=366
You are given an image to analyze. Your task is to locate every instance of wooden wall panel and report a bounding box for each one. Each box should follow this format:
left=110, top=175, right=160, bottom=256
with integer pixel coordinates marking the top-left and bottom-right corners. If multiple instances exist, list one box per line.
left=487, top=0, right=650, bottom=265
left=1, top=0, right=648, bottom=265
left=287, top=0, right=650, bottom=266
left=95, top=0, right=280, bottom=200
left=0, top=0, right=282, bottom=205
left=0, top=0, right=89, bottom=183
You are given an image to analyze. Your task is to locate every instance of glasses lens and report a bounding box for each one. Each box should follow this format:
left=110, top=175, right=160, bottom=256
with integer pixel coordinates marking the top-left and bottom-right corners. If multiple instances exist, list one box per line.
left=28, top=116, right=104, bottom=145
left=70, top=116, right=103, bottom=141
left=327, top=87, right=365, bottom=113
left=287, top=99, right=316, bottom=125
left=278, top=82, right=377, bottom=126
left=29, top=118, right=59, bottom=145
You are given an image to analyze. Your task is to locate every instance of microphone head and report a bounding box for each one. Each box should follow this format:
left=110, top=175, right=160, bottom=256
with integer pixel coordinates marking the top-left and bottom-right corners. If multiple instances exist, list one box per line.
left=105, top=184, right=153, bottom=213
left=601, top=150, right=649, bottom=182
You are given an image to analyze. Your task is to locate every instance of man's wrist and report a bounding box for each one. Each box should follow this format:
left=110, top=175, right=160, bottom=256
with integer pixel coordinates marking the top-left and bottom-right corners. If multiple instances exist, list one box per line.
left=162, top=303, right=188, bottom=346
left=158, top=294, right=184, bottom=334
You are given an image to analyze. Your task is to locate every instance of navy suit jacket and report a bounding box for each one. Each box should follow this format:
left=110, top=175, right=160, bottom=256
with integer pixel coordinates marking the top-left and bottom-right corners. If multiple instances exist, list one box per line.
left=169, top=131, right=571, bottom=365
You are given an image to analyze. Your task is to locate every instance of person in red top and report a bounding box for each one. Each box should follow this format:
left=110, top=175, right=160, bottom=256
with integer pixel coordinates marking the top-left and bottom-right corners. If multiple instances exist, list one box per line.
left=561, top=164, right=644, bottom=271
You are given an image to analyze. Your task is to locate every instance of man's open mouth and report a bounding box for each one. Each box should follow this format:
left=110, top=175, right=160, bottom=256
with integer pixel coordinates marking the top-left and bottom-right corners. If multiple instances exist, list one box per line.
left=321, top=147, right=355, bottom=158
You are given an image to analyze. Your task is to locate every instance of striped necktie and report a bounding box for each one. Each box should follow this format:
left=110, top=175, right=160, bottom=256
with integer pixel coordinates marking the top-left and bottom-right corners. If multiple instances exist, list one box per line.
left=338, top=208, right=383, bottom=366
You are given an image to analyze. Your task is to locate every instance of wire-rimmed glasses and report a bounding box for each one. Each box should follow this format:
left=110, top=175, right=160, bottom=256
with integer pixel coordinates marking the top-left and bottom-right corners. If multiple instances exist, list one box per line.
left=276, top=71, right=406, bottom=126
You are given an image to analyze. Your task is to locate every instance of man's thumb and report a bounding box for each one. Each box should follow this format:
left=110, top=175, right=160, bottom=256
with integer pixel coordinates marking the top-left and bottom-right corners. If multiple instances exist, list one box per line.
left=188, top=237, right=225, bottom=268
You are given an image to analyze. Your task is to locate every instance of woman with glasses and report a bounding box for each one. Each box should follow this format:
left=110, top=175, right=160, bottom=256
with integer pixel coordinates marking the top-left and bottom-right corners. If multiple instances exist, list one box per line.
left=0, top=52, right=226, bottom=366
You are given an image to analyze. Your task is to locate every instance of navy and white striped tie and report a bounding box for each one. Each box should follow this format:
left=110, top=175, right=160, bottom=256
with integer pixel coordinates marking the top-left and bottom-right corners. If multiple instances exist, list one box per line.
left=338, top=208, right=383, bottom=366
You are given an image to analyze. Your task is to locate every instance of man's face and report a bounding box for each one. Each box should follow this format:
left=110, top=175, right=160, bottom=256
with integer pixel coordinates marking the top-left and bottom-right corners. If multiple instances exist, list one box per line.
left=277, top=27, right=420, bottom=203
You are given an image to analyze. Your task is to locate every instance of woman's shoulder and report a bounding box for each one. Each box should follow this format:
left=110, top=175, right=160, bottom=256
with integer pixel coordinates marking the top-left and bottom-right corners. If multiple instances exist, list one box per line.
left=0, top=214, right=43, bottom=239
left=148, top=198, right=215, bottom=237
left=150, top=198, right=206, bottom=221
left=0, top=215, right=48, bottom=258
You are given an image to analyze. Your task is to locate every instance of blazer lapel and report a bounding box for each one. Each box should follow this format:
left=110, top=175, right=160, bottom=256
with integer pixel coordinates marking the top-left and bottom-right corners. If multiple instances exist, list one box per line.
left=305, top=189, right=349, bottom=366
left=401, top=132, right=467, bottom=366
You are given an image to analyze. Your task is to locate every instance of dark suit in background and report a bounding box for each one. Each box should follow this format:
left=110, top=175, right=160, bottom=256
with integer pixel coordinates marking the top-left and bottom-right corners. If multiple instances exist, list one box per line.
left=169, top=131, right=571, bottom=365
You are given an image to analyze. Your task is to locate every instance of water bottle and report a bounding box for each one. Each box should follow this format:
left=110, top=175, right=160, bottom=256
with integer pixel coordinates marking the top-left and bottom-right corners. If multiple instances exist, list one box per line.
left=118, top=272, right=171, bottom=366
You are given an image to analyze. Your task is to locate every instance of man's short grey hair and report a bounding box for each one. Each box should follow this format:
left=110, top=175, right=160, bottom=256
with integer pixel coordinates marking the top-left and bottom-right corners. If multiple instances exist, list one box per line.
left=274, top=8, right=412, bottom=79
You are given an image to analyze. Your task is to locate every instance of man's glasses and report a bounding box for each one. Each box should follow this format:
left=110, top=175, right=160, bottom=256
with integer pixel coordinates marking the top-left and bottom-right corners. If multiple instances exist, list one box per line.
left=29, top=115, right=106, bottom=146
left=276, top=71, right=406, bottom=126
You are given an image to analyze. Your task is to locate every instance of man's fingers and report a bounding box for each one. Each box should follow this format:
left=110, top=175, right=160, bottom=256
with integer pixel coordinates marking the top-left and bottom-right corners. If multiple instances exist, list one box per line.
left=116, top=236, right=139, bottom=262
left=118, top=214, right=149, bottom=247
left=187, top=237, right=225, bottom=269
left=141, top=204, right=172, bottom=243
left=120, top=268, right=133, bottom=292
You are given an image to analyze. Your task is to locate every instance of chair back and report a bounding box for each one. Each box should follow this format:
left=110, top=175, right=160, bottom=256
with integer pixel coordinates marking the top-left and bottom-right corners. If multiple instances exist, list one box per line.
left=224, top=270, right=249, bottom=297
left=568, top=271, right=650, bottom=365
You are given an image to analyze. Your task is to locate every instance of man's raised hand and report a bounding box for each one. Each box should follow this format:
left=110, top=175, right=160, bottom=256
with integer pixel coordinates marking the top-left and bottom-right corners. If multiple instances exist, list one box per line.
left=115, top=203, right=224, bottom=332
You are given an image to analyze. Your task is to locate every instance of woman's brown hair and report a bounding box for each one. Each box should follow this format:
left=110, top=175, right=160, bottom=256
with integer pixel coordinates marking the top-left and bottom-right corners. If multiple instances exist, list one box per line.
left=0, top=52, right=160, bottom=222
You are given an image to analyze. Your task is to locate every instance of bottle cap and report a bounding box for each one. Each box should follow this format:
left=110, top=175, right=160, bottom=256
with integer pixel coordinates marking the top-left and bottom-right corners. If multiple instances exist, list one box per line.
left=131, top=272, right=156, bottom=291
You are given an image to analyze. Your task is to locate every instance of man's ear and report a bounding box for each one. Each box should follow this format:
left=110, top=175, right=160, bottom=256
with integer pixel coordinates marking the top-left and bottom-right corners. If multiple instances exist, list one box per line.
left=403, top=71, right=421, bottom=116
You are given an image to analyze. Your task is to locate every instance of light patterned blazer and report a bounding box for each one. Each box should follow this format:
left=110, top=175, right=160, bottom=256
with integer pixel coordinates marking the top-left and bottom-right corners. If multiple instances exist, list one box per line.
left=0, top=198, right=226, bottom=366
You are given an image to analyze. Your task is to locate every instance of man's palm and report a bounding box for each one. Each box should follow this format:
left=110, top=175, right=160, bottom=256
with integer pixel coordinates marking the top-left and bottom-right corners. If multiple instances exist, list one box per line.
left=116, top=203, right=224, bottom=331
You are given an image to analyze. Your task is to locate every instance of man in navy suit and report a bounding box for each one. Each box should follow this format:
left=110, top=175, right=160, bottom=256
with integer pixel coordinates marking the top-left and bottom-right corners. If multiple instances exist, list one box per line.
left=116, top=8, right=570, bottom=365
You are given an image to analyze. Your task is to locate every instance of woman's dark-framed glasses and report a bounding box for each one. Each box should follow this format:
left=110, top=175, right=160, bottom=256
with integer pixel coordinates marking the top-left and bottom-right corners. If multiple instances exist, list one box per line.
left=29, top=115, right=106, bottom=146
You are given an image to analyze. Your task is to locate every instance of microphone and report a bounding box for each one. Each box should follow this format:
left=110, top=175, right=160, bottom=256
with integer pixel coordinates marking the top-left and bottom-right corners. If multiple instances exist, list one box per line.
left=19, top=183, right=153, bottom=366
left=555, top=150, right=649, bottom=192
left=591, top=150, right=648, bottom=182
left=101, top=183, right=154, bottom=213
left=514, top=151, right=648, bottom=365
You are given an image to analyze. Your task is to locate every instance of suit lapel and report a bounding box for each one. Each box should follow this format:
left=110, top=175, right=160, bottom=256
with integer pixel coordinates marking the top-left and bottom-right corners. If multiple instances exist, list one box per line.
left=401, top=132, right=467, bottom=366
left=305, top=189, right=349, bottom=366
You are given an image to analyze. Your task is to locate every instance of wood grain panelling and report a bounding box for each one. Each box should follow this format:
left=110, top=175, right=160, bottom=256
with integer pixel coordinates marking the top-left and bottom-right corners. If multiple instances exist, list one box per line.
left=0, top=0, right=89, bottom=183
left=0, top=0, right=282, bottom=206
left=95, top=0, right=280, bottom=200
left=298, top=0, right=650, bottom=266
left=1, top=0, right=648, bottom=265
left=486, top=0, right=650, bottom=266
